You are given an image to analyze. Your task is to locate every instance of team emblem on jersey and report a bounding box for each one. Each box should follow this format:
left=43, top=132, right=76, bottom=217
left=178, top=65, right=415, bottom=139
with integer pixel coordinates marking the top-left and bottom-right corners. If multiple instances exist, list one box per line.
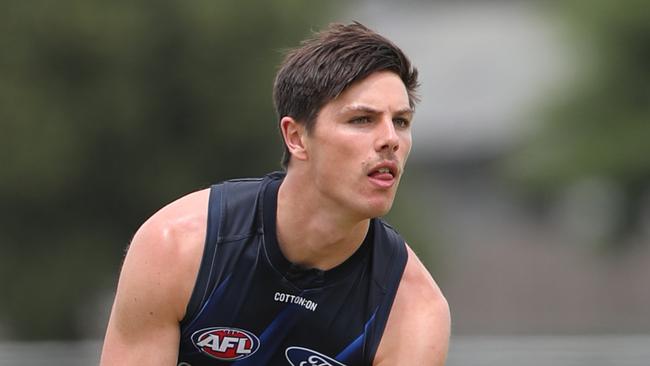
left=285, top=346, right=347, bottom=366
left=191, top=327, right=260, bottom=361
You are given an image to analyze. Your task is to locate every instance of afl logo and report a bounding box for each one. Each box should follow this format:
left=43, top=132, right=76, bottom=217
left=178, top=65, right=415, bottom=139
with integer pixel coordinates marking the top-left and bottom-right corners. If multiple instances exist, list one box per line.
left=191, top=327, right=260, bottom=361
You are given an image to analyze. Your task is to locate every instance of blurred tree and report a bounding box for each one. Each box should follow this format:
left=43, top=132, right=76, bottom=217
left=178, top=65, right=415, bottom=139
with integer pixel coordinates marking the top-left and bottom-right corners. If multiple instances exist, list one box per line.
left=0, top=0, right=334, bottom=339
left=504, top=0, right=650, bottom=245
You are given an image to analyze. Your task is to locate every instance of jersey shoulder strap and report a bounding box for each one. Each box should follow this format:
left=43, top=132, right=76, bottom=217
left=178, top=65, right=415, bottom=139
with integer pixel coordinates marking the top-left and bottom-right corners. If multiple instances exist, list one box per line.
left=364, top=219, right=408, bottom=363
left=181, top=176, right=267, bottom=324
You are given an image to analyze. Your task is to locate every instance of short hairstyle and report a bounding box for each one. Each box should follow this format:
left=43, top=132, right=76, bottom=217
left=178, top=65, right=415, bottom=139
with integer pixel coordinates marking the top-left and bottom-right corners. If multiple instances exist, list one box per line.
left=273, top=22, right=419, bottom=169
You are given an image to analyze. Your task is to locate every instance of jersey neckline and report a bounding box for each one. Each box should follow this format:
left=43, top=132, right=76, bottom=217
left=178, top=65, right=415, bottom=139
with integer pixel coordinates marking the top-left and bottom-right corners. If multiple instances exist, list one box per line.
left=261, top=171, right=372, bottom=289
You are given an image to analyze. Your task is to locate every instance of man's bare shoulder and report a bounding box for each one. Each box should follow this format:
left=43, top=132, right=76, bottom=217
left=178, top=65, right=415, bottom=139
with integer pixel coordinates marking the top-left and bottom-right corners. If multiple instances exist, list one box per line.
left=132, top=188, right=210, bottom=260
left=100, top=189, right=211, bottom=365
left=118, top=188, right=211, bottom=321
left=374, top=244, right=451, bottom=365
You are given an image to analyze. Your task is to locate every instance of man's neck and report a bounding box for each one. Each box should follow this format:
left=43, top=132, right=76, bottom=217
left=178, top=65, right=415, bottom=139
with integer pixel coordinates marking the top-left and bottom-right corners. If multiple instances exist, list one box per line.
left=276, top=171, right=370, bottom=271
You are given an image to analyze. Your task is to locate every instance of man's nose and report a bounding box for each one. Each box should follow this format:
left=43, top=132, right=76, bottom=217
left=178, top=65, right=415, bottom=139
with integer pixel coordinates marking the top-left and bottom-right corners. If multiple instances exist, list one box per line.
left=375, top=118, right=400, bottom=153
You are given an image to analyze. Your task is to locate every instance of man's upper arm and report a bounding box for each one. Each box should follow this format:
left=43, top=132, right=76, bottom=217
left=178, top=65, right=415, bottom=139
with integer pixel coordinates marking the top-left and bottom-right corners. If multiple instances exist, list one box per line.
left=100, top=190, right=208, bottom=366
left=374, top=245, right=451, bottom=365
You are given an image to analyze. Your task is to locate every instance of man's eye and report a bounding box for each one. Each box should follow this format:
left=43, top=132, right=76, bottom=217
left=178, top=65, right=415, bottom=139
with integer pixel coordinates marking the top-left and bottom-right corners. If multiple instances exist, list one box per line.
left=350, top=116, right=371, bottom=124
left=394, top=118, right=410, bottom=128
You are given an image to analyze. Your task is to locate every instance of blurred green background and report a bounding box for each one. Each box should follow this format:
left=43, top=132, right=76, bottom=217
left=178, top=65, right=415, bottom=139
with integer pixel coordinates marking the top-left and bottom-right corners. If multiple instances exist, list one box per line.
left=1, top=0, right=649, bottom=364
left=1, top=0, right=337, bottom=339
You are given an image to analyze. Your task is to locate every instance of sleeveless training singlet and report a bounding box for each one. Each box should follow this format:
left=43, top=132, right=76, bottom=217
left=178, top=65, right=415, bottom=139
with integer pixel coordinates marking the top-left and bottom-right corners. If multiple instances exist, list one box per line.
left=177, top=172, right=408, bottom=366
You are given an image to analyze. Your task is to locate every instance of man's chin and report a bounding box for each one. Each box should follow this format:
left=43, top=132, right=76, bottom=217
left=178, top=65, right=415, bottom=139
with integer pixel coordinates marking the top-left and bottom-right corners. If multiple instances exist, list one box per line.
left=365, top=200, right=394, bottom=219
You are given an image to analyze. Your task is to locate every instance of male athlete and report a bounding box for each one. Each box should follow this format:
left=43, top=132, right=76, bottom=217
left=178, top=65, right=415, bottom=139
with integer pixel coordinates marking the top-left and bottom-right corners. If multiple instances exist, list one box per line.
left=101, top=22, right=450, bottom=365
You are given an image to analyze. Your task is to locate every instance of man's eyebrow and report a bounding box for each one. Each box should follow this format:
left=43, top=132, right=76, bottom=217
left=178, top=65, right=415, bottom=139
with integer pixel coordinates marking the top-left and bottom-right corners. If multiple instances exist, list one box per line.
left=394, top=107, right=414, bottom=116
left=339, top=105, right=380, bottom=115
left=339, top=104, right=414, bottom=116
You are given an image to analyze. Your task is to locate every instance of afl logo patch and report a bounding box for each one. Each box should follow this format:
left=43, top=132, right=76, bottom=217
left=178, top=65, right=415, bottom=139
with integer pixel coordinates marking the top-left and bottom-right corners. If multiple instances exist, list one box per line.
left=285, top=346, right=346, bottom=366
left=191, top=327, right=260, bottom=361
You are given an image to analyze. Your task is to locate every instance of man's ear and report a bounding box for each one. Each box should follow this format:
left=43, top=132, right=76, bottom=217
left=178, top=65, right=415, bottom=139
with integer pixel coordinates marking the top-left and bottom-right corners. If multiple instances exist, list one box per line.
left=280, top=116, right=309, bottom=161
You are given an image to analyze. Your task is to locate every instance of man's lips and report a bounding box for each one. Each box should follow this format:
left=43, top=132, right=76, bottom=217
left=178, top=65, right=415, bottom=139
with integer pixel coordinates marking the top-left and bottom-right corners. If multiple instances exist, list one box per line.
left=367, top=161, right=399, bottom=188
left=368, top=173, right=396, bottom=188
left=367, top=161, right=399, bottom=178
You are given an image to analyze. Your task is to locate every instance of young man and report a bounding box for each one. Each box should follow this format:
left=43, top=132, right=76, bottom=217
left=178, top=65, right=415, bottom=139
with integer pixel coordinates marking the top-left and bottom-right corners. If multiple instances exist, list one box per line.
left=101, top=22, right=450, bottom=366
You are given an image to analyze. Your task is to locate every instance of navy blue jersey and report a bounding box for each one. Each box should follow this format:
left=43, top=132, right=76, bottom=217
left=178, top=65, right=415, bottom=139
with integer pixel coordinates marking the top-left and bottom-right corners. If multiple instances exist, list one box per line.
left=177, top=172, right=407, bottom=366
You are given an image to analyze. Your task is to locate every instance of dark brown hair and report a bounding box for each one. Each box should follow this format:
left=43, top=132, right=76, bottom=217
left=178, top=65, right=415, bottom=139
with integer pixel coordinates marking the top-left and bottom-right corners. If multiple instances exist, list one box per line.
left=273, top=22, right=419, bottom=169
